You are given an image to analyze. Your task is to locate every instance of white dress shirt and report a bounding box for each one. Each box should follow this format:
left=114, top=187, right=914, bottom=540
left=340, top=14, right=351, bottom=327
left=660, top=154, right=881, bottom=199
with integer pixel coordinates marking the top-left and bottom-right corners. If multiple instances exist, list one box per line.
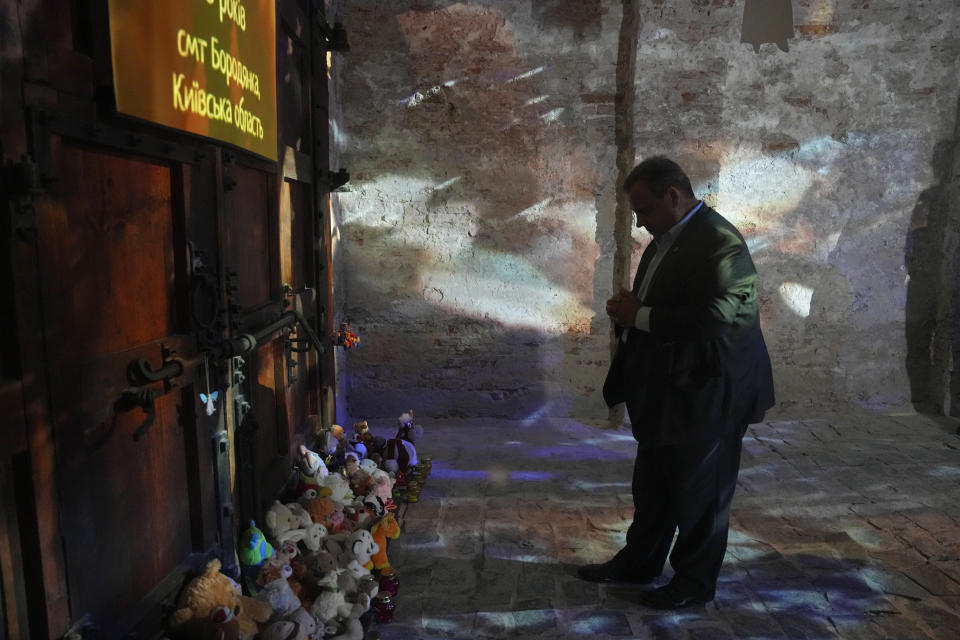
left=622, top=201, right=704, bottom=343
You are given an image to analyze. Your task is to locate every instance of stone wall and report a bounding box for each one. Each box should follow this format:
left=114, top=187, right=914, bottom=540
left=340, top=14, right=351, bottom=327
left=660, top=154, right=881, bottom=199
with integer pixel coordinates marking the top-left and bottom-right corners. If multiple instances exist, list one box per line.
left=333, top=0, right=960, bottom=422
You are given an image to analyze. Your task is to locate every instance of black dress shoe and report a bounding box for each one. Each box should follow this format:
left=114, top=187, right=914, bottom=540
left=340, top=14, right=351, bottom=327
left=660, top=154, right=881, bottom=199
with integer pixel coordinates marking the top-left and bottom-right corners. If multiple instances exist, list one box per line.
left=576, top=559, right=657, bottom=584
left=639, top=581, right=713, bottom=609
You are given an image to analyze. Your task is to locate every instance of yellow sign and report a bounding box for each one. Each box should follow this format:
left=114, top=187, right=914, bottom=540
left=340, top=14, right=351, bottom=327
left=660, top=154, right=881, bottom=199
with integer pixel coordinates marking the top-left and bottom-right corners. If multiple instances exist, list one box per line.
left=108, top=0, right=278, bottom=161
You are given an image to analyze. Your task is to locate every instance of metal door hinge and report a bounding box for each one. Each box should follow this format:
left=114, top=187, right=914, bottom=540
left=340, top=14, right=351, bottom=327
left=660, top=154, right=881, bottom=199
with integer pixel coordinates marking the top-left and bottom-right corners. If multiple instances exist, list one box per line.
left=4, top=156, right=45, bottom=240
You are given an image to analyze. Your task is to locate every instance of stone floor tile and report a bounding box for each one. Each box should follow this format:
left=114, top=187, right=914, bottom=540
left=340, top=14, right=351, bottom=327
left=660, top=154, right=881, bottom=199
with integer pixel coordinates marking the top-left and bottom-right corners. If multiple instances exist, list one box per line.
left=372, top=413, right=960, bottom=640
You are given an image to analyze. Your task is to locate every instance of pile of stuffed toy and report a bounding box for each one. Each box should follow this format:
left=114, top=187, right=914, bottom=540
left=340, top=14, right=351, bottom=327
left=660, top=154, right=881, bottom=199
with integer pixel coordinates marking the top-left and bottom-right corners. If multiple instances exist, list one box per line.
left=167, top=410, right=431, bottom=640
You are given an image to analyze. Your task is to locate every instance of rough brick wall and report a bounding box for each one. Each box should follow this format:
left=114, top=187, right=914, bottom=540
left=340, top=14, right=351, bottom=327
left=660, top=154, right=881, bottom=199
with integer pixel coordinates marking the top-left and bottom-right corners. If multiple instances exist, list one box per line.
left=333, top=0, right=960, bottom=421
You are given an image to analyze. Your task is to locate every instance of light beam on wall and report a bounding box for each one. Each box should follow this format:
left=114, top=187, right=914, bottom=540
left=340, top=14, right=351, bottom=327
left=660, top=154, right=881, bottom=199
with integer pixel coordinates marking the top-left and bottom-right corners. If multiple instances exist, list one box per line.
left=779, top=281, right=814, bottom=317
left=506, top=66, right=545, bottom=83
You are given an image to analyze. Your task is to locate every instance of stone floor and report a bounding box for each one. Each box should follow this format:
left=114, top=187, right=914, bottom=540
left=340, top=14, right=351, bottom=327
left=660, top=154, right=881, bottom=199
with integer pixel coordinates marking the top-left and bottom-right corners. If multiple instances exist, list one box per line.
left=376, top=409, right=960, bottom=639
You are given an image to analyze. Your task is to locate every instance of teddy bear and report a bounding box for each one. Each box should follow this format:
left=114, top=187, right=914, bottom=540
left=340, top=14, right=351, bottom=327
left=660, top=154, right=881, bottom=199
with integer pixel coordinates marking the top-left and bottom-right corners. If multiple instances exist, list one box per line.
left=347, top=469, right=376, bottom=498
left=369, top=513, right=401, bottom=572
left=306, top=549, right=339, bottom=579
left=301, top=496, right=343, bottom=531
left=343, top=452, right=361, bottom=478
left=265, top=501, right=310, bottom=542
left=169, top=558, right=273, bottom=639
left=338, top=529, right=380, bottom=572
left=200, top=606, right=241, bottom=640
left=255, top=564, right=302, bottom=620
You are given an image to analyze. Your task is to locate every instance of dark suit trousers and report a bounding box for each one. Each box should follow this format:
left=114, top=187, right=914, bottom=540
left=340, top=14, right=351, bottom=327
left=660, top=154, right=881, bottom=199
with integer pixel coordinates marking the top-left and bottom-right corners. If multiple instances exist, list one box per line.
left=616, top=431, right=743, bottom=596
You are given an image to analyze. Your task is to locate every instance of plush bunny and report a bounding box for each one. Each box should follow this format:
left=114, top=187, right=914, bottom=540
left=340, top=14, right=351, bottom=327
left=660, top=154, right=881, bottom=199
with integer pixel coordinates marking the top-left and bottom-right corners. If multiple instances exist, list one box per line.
left=286, top=502, right=313, bottom=528
left=336, top=558, right=379, bottom=601
left=309, top=569, right=345, bottom=625
left=278, top=522, right=328, bottom=553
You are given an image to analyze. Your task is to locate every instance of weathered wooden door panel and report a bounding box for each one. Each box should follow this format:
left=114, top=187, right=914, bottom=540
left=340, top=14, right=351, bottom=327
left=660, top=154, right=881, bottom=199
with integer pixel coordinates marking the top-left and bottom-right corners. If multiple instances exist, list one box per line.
left=33, top=138, right=199, bottom=625
left=36, top=141, right=178, bottom=360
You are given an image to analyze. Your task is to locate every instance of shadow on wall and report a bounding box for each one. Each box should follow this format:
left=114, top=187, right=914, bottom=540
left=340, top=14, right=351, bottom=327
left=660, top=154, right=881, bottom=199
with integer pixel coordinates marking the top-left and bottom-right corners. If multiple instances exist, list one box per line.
left=905, top=96, right=960, bottom=417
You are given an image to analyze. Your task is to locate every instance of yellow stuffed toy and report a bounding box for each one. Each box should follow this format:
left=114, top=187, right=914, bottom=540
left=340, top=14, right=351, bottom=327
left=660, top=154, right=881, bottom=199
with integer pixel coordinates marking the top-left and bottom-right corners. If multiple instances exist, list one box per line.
left=169, top=558, right=273, bottom=639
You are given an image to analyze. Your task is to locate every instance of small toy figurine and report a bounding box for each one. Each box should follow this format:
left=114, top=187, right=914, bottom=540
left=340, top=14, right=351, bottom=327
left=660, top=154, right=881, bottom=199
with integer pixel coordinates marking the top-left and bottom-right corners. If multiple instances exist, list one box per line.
left=353, top=420, right=375, bottom=448
left=200, top=356, right=219, bottom=416
left=200, top=390, right=219, bottom=416
left=238, top=521, right=274, bottom=568
left=336, top=323, right=360, bottom=349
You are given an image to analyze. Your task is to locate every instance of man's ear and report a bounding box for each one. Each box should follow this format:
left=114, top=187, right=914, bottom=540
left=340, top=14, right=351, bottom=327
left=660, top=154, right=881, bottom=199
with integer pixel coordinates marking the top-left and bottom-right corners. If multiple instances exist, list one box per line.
left=666, top=186, right=681, bottom=209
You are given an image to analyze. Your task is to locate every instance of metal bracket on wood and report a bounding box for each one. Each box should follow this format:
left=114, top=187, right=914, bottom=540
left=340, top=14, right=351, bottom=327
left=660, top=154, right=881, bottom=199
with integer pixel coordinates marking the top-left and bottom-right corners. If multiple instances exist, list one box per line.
left=326, top=168, right=350, bottom=191
left=212, top=430, right=239, bottom=579
left=122, top=310, right=330, bottom=403
left=3, top=155, right=44, bottom=240
left=317, top=20, right=349, bottom=52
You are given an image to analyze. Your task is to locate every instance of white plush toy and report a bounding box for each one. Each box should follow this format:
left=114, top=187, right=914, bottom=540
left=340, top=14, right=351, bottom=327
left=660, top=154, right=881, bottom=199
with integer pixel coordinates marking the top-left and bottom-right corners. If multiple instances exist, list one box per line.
left=286, top=502, right=314, bottom=528
left=277, top=521, right=328, bottom=553
left=310, top=569, right=370, bottom=627
left=337, top=558, right=379, bottom=600
left=320, top=474, right=354, bottom=507
left=298, top=444, right=329, bottom=481
left=339, top=529, right=380, bottom=571
left=265, top=500, right=306, bottom=541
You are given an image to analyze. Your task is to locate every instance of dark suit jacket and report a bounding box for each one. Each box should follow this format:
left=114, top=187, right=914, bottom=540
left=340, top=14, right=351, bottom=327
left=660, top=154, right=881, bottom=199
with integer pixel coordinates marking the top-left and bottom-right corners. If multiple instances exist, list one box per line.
left=603, top=206, right=775, bottom=446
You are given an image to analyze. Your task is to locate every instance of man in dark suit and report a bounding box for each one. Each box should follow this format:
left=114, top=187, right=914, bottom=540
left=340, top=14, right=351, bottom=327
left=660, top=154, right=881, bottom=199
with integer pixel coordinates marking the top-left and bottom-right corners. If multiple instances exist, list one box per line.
left=577, top=156, right=775, bottom=609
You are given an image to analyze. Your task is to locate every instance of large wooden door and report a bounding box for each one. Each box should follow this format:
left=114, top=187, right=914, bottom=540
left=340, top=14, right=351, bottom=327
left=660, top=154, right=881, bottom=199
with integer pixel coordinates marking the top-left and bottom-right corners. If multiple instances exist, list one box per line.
left=0, top=0, right=339, bottom=637
left=34, top=137, right=208, bottom=634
